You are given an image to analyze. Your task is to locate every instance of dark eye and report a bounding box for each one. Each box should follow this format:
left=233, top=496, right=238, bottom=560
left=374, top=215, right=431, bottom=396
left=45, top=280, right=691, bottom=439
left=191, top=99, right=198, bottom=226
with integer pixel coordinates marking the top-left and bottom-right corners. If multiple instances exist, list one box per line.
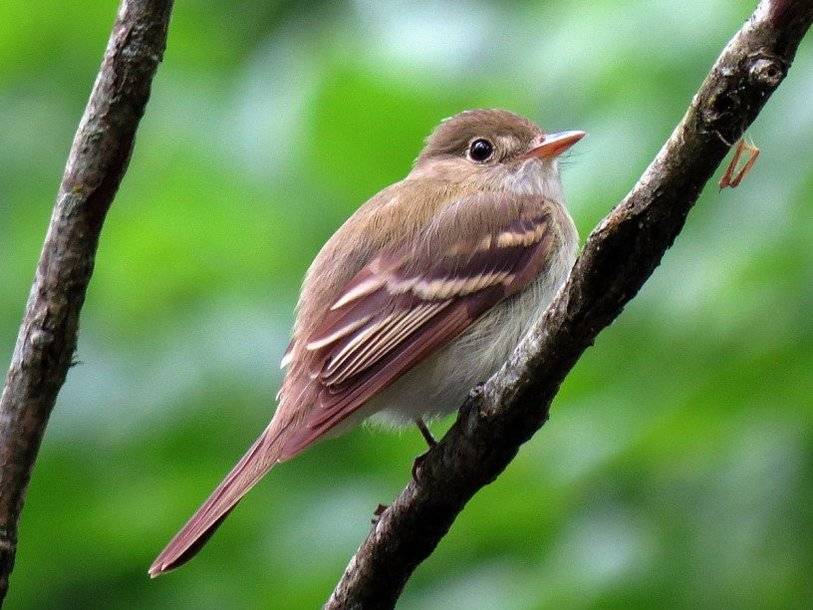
left=468, top=138, right=494, bottom=162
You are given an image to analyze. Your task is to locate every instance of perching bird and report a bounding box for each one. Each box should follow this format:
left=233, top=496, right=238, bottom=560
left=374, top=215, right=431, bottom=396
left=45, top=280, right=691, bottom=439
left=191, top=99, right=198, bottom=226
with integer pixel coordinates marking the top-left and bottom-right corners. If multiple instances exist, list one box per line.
left=150, top=109, right=584, bottom=576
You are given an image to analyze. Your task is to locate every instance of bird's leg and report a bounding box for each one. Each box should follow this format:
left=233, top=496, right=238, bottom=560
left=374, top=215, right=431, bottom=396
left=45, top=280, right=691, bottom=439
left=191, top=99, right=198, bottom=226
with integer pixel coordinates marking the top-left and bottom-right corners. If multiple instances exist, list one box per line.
left=415, top=417, right=437, bottom=448
left=412, top=418, right=437, bottom=481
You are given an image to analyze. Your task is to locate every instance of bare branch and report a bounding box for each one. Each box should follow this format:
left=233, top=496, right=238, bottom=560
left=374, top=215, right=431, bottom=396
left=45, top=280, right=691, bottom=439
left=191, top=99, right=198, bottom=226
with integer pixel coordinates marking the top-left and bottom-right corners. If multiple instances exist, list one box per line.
left=327, top=1, right=813, bottom=608
left=0, top=0, right=173, bottom=602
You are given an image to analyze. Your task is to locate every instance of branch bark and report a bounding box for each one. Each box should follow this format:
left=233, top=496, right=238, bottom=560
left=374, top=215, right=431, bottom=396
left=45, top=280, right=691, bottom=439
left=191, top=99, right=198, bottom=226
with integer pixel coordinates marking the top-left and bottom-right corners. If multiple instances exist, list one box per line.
left=0, top=0, right=173, bottom=603
left=327, top=1, right=813, bottom=608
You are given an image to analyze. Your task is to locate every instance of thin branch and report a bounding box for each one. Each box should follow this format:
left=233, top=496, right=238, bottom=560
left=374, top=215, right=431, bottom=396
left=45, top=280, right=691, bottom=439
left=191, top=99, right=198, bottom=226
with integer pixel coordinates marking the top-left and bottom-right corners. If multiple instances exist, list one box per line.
left=0, top=0, right=173, bottom=602
left=327, top=1, right=813, bottom=608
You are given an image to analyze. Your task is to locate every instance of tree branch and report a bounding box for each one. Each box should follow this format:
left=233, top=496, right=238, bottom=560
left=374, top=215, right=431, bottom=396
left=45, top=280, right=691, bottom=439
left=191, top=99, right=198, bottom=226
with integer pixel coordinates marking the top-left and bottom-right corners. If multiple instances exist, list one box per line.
left=326, top=1, right=813, bottom=608
left=0, top=0, right=173, bottom=602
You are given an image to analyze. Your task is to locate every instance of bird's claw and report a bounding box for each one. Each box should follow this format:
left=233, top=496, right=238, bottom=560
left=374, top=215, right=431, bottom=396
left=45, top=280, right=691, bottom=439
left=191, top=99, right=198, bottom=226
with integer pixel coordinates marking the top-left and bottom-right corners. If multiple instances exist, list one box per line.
left=459, top=382, right=486, bottom=417
left=371, top=503, right=388, bottom=525
left=411, top=451, right=430, bottom=481
left=468, top=382, right=486, bottom=400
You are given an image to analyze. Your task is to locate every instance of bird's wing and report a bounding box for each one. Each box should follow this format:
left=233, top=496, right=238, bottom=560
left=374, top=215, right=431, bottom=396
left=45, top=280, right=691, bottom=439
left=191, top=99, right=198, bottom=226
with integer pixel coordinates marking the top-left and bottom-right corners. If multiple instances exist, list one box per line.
left=278, top=195, right=561, bottom=457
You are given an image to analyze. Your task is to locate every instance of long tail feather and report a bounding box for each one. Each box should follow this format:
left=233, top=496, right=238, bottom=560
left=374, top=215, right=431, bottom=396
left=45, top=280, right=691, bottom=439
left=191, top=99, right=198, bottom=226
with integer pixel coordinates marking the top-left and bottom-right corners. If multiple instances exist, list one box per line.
left=149, top=426, right=283, bottom=577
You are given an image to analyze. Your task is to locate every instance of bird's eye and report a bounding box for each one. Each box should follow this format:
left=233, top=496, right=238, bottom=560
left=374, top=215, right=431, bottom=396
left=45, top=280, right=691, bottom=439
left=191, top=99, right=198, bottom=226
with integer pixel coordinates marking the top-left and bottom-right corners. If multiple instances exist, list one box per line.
left=468, top=138, right=494, bottom=162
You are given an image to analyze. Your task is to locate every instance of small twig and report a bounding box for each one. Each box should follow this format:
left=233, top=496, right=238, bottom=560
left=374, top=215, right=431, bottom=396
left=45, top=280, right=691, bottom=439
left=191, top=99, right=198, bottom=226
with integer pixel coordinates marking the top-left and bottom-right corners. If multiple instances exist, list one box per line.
left=0, top=1, right=173, bottom=602
left=720, top=137, right=761, bottom=189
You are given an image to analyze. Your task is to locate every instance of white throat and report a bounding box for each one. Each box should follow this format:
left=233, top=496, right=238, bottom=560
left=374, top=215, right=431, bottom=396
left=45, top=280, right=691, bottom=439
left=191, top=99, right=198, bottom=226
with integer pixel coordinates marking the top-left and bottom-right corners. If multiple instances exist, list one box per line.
left=501, top=159, right=564, bottom=202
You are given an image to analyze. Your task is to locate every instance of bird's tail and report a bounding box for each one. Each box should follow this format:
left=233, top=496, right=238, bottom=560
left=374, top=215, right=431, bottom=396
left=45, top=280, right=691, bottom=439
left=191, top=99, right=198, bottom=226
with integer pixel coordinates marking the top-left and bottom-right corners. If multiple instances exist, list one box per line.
left=148, top=425, right=284, bottom=577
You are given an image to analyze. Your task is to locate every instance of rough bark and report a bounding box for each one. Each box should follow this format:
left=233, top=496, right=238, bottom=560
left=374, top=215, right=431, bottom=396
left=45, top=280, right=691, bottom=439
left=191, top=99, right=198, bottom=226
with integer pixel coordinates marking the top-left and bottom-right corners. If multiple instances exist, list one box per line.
left=0, top=0, right=173, bottom=603
left=326, top=1, right=813, bottom=608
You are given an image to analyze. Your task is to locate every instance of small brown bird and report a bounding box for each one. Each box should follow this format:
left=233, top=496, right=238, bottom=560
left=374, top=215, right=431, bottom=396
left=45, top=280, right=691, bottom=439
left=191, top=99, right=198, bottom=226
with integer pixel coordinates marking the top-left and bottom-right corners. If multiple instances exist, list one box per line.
left=150, top=109, right=584, bottom=576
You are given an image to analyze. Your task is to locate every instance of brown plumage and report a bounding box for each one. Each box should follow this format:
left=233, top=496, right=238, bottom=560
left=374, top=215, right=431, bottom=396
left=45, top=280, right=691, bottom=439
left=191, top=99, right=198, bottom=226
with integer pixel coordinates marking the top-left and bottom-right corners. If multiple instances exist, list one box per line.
left=149, top=109, right=584, bottom=577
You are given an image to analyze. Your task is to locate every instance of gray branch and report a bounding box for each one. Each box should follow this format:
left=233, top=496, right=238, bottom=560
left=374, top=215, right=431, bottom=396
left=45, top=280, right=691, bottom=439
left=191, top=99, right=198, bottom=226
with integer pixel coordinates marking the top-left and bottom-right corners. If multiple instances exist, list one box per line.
left=0, top=0, right=173, bottom=603
left=326, top=1, right=813, bottom=608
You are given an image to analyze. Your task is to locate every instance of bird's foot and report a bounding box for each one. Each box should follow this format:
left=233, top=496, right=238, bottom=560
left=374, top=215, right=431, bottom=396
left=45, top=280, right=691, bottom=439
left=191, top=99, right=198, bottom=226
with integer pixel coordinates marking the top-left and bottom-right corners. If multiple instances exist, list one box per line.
left=459, top=382, right=486, bottom=417
left=411, top=451, right=430, bottom=481
left=371, top=503, right=388, bottom=525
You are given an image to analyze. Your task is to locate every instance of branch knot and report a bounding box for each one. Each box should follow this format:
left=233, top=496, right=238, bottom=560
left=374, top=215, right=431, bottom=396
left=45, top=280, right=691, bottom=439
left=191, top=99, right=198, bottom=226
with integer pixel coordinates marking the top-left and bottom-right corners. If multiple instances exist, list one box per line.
left=748, top=56, right=785, bottom=88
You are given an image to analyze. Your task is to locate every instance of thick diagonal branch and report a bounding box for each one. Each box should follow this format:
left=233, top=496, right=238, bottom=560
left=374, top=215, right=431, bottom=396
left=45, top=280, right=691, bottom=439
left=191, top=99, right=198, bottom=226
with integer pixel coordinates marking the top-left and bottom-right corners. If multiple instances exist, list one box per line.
left=327, top=1, right=813, bottom=608
left=0, top=0, right=173, bottom=602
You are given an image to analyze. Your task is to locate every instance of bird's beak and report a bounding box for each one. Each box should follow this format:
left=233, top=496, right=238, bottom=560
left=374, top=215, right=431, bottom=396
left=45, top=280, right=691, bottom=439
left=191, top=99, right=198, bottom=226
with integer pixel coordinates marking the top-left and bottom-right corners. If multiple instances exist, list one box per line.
left=523, top=130, right=586, bottom=159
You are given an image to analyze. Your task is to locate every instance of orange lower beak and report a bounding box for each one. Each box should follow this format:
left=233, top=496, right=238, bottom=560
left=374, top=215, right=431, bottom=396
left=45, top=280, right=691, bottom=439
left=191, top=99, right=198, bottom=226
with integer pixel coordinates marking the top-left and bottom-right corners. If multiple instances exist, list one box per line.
left=524, top=130, right=586, bottom=159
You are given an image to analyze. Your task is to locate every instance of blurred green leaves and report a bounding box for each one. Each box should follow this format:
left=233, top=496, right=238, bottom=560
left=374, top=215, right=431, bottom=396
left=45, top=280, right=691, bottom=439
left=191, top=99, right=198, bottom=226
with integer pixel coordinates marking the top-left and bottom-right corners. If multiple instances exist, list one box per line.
left=0, top=1, right=811, bottom=608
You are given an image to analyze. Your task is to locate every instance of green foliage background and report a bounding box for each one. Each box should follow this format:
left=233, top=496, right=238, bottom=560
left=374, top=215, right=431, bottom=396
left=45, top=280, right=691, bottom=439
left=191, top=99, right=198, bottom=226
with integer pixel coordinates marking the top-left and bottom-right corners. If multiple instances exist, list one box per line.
left=1, top=1, right=811, bottom=608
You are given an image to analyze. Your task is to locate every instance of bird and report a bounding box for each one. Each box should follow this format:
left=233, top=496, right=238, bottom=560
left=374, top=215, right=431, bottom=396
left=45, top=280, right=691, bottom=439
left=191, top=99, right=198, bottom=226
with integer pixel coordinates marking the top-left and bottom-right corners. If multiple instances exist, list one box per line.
left=149, top=108, right=584, bottom=577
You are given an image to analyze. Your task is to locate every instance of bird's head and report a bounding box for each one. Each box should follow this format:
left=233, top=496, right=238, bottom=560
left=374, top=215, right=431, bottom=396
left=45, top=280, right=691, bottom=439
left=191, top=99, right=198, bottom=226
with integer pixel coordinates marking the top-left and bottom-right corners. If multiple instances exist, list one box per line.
left=412, top=109, right=585, bottom=199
